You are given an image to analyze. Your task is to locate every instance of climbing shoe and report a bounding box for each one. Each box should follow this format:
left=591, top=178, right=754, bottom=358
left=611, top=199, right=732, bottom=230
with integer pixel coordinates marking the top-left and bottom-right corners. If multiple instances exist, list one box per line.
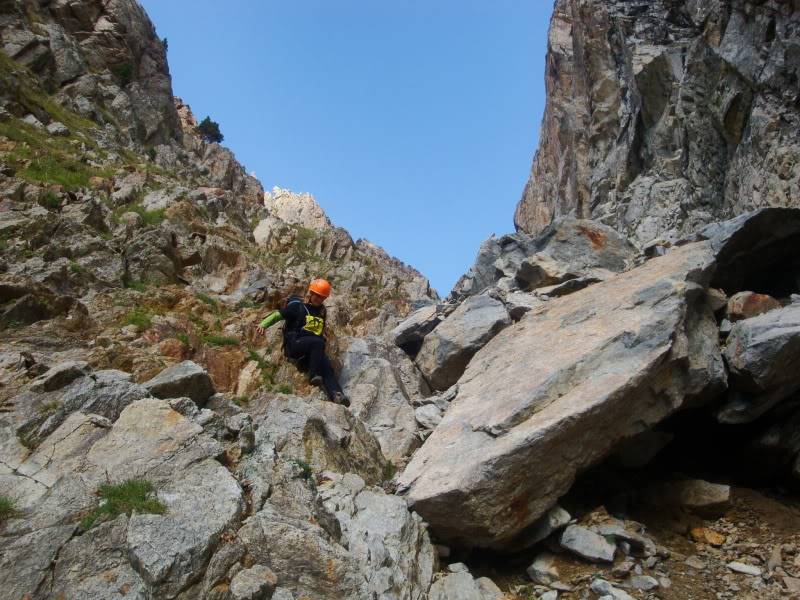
left=332, top=392, right=350, bottom=407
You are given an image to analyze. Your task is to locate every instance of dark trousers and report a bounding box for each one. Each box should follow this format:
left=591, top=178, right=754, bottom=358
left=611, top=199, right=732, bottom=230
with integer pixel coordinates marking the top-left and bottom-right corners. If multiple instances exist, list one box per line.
left=287, top=335, right=342, bottom=399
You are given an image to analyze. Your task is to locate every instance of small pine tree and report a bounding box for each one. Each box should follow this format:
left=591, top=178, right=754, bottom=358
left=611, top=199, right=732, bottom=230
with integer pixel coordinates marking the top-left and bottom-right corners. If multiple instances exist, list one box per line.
left=198, top=116, right=224, bottom=144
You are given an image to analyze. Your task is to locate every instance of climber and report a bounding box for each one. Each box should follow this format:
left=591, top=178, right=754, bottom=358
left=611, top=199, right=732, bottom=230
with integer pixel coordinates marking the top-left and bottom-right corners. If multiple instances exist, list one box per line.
left=255, top=278, right=350, bottom=407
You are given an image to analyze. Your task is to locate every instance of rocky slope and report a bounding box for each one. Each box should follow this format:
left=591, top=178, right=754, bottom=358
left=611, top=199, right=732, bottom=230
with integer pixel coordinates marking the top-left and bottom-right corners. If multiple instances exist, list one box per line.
left=0, top=3, right=454, bottom=599
left=515, top=0, right=800, bottom=246
left=4, top=1, right=800, bottom=600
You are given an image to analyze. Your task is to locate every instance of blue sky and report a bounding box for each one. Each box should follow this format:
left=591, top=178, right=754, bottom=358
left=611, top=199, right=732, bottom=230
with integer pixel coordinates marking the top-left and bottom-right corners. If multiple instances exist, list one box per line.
left=140, top=1, right=552, bottom=296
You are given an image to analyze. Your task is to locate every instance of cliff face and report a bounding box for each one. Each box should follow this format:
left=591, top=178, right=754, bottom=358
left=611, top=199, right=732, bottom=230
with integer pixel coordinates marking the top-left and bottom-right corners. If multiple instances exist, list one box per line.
left=515, top=0, right=800, bottom=245
left=0, top=0, right=181, bottom=145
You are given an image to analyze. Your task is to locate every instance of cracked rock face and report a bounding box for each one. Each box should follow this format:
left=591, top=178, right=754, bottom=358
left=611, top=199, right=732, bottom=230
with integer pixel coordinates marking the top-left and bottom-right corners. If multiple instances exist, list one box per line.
left=399, top=239, right=727, bottom=549
left=1, top=0, right=181, bottom=145
left=515, top=0, right=800, bottom=246
left=399, top=208, right=800, bottom=551
left=340, top=336, right=430, bottom=463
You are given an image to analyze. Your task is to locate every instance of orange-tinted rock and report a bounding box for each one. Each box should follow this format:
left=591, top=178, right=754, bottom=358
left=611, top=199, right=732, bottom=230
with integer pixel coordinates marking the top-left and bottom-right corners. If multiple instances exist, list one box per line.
left=159, top=338, right=187, bottom=361
left=201, top=347, right=247, bottom=393
left=690, top=527, right=726, bottom=547
left=727, top=291, right=781, bottom=322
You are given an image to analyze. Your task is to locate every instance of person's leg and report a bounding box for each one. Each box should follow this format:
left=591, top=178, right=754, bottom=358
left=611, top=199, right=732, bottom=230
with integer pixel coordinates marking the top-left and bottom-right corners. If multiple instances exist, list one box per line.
left=289, top=336, right=325, bottom=378
left=318, top=353, right=342, bottom=399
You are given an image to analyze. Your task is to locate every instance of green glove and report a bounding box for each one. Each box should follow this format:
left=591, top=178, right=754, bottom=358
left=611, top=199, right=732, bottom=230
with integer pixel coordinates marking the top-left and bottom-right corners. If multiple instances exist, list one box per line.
left=259, top=311, right=284, bottom=329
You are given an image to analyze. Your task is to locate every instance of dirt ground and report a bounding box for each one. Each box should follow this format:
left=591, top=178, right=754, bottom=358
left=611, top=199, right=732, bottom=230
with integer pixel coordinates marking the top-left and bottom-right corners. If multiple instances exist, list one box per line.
left=466, top=487, right=800, bottom=600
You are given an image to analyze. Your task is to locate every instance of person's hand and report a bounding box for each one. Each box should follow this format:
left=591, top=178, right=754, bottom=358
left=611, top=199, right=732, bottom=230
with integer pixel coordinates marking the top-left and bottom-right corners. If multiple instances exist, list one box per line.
left=255, top=326, right=265, bottom=336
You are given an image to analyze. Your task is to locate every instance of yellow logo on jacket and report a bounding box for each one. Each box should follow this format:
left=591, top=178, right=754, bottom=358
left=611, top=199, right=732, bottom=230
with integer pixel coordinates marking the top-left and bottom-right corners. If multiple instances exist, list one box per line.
left=303, top=315, right=324, bottom=336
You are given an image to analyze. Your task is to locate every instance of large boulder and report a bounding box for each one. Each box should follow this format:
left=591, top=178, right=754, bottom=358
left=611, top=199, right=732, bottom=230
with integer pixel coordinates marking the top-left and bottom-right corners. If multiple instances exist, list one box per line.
left=143, top=360, right=216, bottom=405
left=50, top=516, right=149, bottom=600
left=127, top=459, right=244, bottom=597
left=719, top=303, right=800, bottom=423
left=245, top=394, right=389, bottom=485
left=399, top=209, right=800, bottom=550
left=391, top=304, right=443, bottom=356
left=238, top=471, right=436, bottom=600
left=1, top=395, right=235, bottom=598
left=399, top=240, right=725, bottom=549
left=451, top=217, right=636, bottom=300
left=415, top=294, right=511, bottom=391
left=428, top=569, right=504, bottom=600
left=340, top=337, right=430, bottom=462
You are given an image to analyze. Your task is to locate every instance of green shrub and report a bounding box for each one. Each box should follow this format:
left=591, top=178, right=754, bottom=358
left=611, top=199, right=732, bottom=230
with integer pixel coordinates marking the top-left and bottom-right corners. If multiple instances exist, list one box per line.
left=175, top=332, right=190, bottom=346
left=123, top=308, right=152, bottom=332
left=68, top=261, right=86, bottom=274
left=82, top=479, right=165, bottom=530
left=0, top=496, right=15, bottom=522
left=275, top=384, right=293, bottom=395
left=247, top=347, right=278, bottom=385
left=123, top=280, right=148, bottom=292
left=114, top=63, right=134, bottom=86
left=38, top=191, right=61, bottom=210
left=195, top=292, right=219, bottom=309
left=112, top=203, right=165, bottom=227
left=202, top=334, right=239, bottom=347
left=198, top=116, right=223, bottom=144
left=231, top=395, right=249, bottom=406
left=382, top=462, right=397, bottom=482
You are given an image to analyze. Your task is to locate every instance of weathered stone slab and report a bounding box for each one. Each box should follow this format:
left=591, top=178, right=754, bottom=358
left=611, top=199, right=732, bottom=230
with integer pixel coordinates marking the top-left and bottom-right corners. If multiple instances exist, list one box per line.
left=143, top=360, right=215, bottom=405
left=416, top=294, right=511, bottom=391
left=247, top=394, right=388, bottom=485
left=399, top=241, right=725, bottom=549
left=340, top=337, right=428, bottom=462
left=720, top=303, right=800, bottom=423
left=560, top=525, right=616, bottom=562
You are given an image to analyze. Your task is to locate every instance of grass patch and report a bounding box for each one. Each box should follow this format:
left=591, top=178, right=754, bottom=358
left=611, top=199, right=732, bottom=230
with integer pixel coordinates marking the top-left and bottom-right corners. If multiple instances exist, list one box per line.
left=382, top=462, right=397, bottom=482
left=38, top=190, right=61, bottom=210
left=274, top=384, right=293, bottom=395
left=68, top=261, right=87, bottom=274
left=0, top=496, right=15, bottom=522
left=202, top=334, right=239, bottom=347
left=123, top=308, right=152, bottom=332
left=36, top=400, right=59, bottom=417
left=81, top=479, right=165, bottom=530
left=15, top=429, right=36, bottom=450
left=196, top=292, right=219, bottom=309
left=287, top=458, right=313, bottom=481
left=231, top=395, right=250, bottom=407
left=112, top=202, right=165, bottom=227
left=234, top=298, right=258, bottom=310
left=21, top=153, right=92, bottom=188
left=123, top=280, right=149, bottom=292
left=0, top=113, right=109, bottom=191
left=176, top=332, right=189, bottom=346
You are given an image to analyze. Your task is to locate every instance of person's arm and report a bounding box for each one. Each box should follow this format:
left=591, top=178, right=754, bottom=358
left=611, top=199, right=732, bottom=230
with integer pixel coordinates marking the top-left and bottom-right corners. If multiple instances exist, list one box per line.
left=259, top=311, right=284, bottom=329
left=255, top=310, right=283, bottom=335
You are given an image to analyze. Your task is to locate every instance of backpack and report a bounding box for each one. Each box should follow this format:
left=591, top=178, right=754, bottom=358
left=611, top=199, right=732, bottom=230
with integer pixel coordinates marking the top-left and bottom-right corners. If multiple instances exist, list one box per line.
left=279, top=295, right=327, bottom=358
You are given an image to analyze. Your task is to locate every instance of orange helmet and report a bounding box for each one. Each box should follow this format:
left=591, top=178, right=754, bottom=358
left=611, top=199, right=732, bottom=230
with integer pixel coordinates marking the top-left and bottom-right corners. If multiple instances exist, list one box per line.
left=308, top=278, right=332, bottom=298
